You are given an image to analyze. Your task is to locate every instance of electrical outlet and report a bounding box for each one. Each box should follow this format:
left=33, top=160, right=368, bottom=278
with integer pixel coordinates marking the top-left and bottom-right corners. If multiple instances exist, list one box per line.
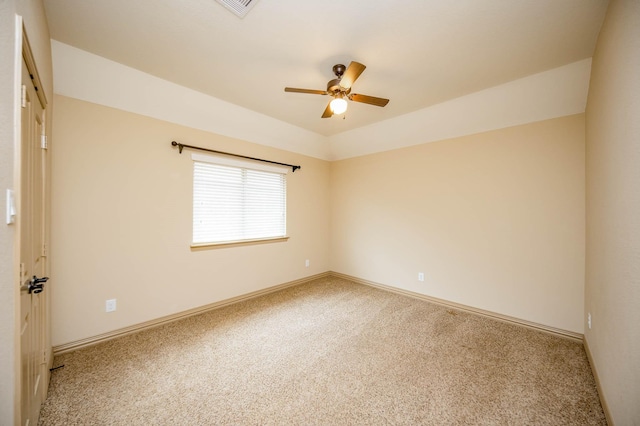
left=305, top=259, right=310, bottom=267
left=587, top=313, right=592, bottom=329
left=106, top=299, right=117, bottom=313
left=418, top=272, right=425, bottom=282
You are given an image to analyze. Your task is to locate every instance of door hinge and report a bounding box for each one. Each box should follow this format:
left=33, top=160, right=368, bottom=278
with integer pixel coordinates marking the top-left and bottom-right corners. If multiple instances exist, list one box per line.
left=42, top=243, right=48, bottom=257
left=41, top=135, right=48, bottom=150
left=21, top=85, right=26, bottom=108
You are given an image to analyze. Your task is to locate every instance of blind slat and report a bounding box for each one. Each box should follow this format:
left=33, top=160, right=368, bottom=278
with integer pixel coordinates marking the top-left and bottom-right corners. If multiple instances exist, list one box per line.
left=193, top=161, right=287, bottom=244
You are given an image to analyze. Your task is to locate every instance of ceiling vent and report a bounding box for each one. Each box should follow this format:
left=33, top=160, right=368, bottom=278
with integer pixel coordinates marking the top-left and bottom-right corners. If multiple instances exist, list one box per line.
left=215, top=0, right=260, bottom=18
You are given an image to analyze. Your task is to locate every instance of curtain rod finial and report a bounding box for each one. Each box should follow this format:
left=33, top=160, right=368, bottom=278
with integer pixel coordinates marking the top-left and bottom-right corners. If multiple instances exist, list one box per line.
left=171, top=141, right=184, bottom=154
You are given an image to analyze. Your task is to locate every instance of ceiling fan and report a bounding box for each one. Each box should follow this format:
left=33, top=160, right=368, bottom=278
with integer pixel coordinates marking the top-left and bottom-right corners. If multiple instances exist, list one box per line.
left=284, top=61, right=390, bottom=118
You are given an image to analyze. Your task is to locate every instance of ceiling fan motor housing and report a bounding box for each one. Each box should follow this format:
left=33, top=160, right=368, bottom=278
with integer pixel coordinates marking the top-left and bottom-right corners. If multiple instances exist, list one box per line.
left=327, top=64, right=349, bottom=96
left=327, top=78, right=350, bottom=96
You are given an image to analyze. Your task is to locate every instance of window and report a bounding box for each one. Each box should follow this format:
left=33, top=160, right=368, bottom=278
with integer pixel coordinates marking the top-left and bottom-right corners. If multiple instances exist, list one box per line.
left=192, top=153, right=288, bottom=245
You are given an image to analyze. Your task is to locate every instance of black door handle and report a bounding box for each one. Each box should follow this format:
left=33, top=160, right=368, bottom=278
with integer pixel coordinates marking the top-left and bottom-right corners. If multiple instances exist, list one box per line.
left=29, top=275, right=49, bottom=294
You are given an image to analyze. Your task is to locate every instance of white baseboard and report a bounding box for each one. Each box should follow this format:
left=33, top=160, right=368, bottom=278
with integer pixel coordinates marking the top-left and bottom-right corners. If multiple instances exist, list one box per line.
left=330, top=271, right=584, bottom=342
left=54, top=270, right=583, bottom=355
left=52, top=272, right=331, bottom=355
left=583, top=338, right=614, bottom=425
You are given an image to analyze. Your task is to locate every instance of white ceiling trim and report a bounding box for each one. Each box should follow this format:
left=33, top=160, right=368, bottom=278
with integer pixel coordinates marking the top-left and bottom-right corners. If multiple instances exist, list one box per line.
left=51, top=41, right=591, bottom=162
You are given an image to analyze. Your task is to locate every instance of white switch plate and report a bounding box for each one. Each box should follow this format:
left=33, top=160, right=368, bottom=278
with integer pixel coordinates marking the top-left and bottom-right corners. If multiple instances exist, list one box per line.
left=106, top=299, right=117, bottom=313
left=305, top=259, right=310, bottom=267
left=418, top=272, right=425, bottom=282
left=6, top=189, right=16, bottom=225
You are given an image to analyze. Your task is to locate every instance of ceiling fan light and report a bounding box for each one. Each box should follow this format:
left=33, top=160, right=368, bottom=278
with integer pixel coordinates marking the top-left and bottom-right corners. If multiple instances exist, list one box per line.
left=330, top=98, right=348, bottom=115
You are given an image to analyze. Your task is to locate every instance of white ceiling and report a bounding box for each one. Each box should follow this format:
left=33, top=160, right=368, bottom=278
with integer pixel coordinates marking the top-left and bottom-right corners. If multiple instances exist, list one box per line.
left=42, top=0, right=608, bottom=137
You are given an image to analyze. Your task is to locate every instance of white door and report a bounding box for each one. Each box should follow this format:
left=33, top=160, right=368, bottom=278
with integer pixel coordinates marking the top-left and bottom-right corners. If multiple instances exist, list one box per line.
left=19, top=53, right=50, bottom=426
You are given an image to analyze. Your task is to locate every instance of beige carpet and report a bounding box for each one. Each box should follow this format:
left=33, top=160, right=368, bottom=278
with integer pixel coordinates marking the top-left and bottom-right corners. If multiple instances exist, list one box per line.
left=39, top=276, right=606, bottom=425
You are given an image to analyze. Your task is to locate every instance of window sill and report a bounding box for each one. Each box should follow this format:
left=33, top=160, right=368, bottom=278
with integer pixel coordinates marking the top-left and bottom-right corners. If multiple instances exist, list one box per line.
left=190, top=236, right=289, bottom=250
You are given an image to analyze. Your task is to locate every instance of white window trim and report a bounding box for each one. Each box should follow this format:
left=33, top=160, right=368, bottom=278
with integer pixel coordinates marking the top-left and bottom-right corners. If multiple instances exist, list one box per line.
left=191, top=153, right=289, bottom=248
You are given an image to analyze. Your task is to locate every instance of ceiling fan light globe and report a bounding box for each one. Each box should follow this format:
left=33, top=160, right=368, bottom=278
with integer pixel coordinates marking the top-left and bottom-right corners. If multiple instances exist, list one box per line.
left=330, top=98, right=348, bottom=115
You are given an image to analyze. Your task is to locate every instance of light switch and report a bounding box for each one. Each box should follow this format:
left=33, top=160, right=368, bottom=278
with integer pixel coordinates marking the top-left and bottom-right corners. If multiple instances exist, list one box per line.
left=6, top=189, right=16, bottom=225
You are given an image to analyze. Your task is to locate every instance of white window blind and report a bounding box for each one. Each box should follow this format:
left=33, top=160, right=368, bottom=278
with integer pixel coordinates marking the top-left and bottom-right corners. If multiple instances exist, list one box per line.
left=192, top=154, right=287, bottom=244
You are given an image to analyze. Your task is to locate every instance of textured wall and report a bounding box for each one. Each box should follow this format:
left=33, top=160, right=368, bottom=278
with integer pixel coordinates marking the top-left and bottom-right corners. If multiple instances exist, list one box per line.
left=585, top=0, right=640, bottom=423
left=50, top=95, right=331, bottom=346
left=330, top=115, right=586, bottom=333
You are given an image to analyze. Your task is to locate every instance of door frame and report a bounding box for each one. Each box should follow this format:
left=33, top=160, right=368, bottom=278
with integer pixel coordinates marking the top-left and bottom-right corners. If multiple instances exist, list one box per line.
left=12, top=19, right=52, bottom=426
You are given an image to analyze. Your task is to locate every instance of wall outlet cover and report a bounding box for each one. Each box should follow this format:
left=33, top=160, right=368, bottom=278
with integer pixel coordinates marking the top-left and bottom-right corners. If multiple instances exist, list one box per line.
left=106, top=299, right=117, bottom=313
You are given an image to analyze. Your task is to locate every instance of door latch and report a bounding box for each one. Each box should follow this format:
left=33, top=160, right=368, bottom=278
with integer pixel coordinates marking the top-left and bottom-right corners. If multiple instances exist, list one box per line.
left=23, top=275, right=49, bottom=294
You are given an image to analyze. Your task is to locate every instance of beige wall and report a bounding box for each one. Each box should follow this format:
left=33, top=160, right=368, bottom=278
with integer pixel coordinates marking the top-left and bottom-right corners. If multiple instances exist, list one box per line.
left=0, top=0, right=53, bottom=422
left=51, top=96, right=587, bottom=344
left=585, top=0, right=640, bottom=423
left=330, top=115, right=586, bottom=333
left=50, top=95, right=330, bottom=346
left=50, top=99, right=589, bottom=344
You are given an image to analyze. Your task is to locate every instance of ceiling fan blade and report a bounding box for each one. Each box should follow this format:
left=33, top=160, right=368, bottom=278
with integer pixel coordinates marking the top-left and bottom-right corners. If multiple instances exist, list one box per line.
left=321, top=101, right=333, bottom=118
left=339, top=61, right=366, bottom=90
left=284, top=87, right=327, bottom=95
left=349, top=93, right=390, bottom=107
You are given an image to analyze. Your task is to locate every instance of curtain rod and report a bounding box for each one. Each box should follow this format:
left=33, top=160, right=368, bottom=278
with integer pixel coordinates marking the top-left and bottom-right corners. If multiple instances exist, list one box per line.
left=171, top=141, right=301, bottom=172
